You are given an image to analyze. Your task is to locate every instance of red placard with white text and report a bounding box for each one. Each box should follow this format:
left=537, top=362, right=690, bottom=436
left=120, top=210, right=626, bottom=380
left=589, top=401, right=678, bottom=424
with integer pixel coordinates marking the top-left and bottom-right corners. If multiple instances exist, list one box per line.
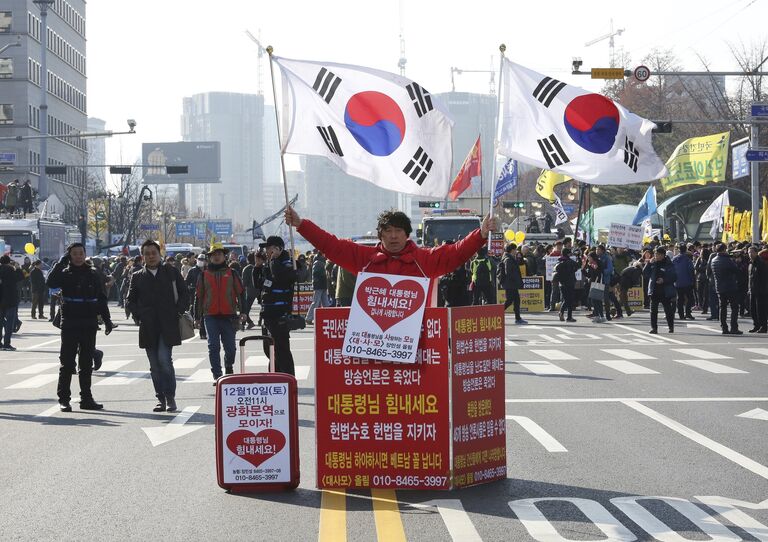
left=316, top=307, right=451, bottom=490
left=450, top=305, right=507, bottom=487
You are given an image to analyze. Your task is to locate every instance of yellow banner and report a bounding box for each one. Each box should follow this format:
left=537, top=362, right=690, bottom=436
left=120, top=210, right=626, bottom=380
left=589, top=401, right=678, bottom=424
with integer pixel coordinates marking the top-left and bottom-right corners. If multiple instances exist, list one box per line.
left=535, top=170, right=571, bottom=202
left=733, top=212, right=743, bottom=242
left=722, top=205, right=735, bottom=243
left=87, top=198, right=108, bottom=239
left=660, top=132, right=730, bottom=192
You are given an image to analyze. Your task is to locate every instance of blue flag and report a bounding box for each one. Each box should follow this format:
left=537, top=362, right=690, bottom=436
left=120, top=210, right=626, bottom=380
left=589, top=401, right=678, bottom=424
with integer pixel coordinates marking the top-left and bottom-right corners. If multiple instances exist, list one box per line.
left=493, top=159, right=518, bottom=200
left=632, top=185, right=657, bottom=225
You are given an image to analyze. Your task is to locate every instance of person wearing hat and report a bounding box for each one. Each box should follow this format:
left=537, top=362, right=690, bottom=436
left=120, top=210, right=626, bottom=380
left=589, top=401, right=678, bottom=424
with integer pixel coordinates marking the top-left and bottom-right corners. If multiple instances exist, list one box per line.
left=186, top=253, right=208, bottom=339
left=193, top=243, right=246, bottom=381
left=258, top=235, right=298, bottom=375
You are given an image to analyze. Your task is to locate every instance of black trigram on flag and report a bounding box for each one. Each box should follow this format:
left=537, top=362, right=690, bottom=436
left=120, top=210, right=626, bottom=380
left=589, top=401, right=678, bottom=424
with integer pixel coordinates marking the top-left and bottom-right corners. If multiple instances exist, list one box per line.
left=317, top=126, right=343, bottom=156
left=403, top=147, right=433, bottom=185
left=312, top=67, right=342, bottom=104
left=624, top=137, right=639, bottom=172
left=537, top=134, right=570, bottom=168
left=406, top=83, right=434, bottom=117
left=532, top=77, right=566, bottom=107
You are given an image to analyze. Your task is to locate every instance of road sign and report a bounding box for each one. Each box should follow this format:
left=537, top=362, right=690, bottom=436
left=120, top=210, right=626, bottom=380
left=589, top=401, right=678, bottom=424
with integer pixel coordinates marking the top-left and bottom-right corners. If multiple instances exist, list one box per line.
left=750, top=103, right=768, bottom=118
left=633, top=65, right=651, bottom=82
left=0, top=152, right=16, bottom=165
left=731, top=138, right=750, bottom=179
left=591, top=68, right=625, bottom=80
left=745, top=149, right=768, bottom=162
left=140, top=223, right=159, bottom=231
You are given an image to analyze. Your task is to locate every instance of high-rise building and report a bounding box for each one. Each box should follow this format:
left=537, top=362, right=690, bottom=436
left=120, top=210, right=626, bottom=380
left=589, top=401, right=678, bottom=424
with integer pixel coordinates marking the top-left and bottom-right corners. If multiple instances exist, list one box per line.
left=86, top=116, right=105, bottom=187
left=0, top=1, right=88, bottom=221
left=181, top=92, right=264, bottom=230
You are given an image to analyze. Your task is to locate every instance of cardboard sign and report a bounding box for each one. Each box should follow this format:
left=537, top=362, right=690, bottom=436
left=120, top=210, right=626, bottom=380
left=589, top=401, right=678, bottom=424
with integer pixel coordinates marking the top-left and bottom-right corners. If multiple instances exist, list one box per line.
left=627, top=286, right=645, bottom=309
left=545, top=256, right=559, bottom=281
left=497, top=275, right=546, bottom=313
left=450, top=306, right=507, bottom=488
left=343, top=272, right=429, bottom=364
left=488, top=232, right=505, bottom=258
left=219, top=381, right=293, bottom=484
left=608, top=223, right=644, bottom=251
left=316, top=307, right=451, bottom=490
left=292, top=282, right=313, bottom=316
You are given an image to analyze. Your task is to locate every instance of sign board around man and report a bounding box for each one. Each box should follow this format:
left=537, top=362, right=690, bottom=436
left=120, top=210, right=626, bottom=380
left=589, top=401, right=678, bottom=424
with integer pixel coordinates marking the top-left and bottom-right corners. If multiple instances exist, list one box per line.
left=316, top=307, right=451, bottom=490
left=497, top=276, right=545, bottom=312
left=608, top=223, right=644, bottom=251
left=292, top=282, right=313, bottom=316
left=342, top=272, right=430, bottom=364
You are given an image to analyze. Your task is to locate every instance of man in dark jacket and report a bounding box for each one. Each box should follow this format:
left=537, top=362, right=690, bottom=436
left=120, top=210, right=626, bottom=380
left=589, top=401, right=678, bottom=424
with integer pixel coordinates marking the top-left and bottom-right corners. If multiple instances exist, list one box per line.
left=642, top=247, right=677, bottom=334
left=305, top=252, right=330, bottom=324
left=0, top=256, right=23, bottom=349
left=710, top=243, right=742, bottom=335
left=747, top=245, right=767, bottom=333
left=46, top=243, right=114, bottom=412
left=672, top=243, right=696, bottom=320
left=499, top=243, right=526, bottom=324
left=259, top=235, right=298, bottom=376
left=186, top=253, right=207, bottom=338
left=553, top=248, right=579, bottom=322
left=30, top=260, right=47, bottom=319
left=126, top=239, right=188, bottom=412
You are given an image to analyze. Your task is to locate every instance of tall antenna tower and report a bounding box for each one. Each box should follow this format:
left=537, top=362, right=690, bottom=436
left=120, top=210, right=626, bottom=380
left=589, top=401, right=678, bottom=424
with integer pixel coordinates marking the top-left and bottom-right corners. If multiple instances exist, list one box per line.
left=585, top=19, right=625, bottom=68
left=398, top=0, right=407, bottom=76
left=244, top=29, right=265, bottom=95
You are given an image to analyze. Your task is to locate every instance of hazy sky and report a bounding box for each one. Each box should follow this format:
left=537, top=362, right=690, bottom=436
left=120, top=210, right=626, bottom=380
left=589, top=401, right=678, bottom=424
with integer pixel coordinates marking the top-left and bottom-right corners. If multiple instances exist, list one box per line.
left=87, top=0, right=765, bottom=169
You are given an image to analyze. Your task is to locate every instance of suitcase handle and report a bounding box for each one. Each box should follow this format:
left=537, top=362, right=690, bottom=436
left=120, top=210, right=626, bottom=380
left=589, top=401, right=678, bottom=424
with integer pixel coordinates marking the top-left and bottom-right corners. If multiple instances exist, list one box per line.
left=239, top=335, right=272, bottom=347
left=239, top=335, right=274, bottom=373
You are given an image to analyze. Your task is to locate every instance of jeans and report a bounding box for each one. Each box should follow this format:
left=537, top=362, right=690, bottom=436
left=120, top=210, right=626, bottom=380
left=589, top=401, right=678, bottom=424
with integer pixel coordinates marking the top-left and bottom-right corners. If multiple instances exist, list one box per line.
left=263, top=317, right=295, bottom=376
left=145, top=335, right=176, bottom=401
left=204, top=316, right=236, bottom=378
left=558, top=285, right=573, bottom=319
left=57, top=326, right=97, bottom=402
left=306, top=289, right=330, bottom=322
left=0, top=306, right=18, bottom=346
left=650, top=295, right=675, bottom=331
left=709, top=284, right=720, bottom=318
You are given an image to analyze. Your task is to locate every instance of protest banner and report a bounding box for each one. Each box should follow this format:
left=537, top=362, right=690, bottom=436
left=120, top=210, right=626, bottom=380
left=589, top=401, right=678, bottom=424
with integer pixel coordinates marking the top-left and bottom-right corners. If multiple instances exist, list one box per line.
left=627, top=286, right=645, bottom=309
left=497, top=275, right=546, bottom=312
left=292, top=282, right=313, bottom=316
left=608, top=223, right=644, bottom=251
left=343, top=272, right=430, bottom=364
left=488, top=232, right=505, bottom=258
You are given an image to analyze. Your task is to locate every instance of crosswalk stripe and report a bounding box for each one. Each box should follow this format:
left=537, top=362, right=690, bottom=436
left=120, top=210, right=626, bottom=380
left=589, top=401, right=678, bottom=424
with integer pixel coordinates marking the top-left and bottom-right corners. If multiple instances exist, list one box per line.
left=96, top=371, right=150, bottom=386
left=245, top=355, right=270, bottom=367
left=751, top=359, right=768, bottom=366
left=507, top=415, right=567, bottom=452
left=97, top=360, right=136, bottom=373
left=741, top=348, right=768, bottom=356
left=173, top=358, right=203, bottom=369
left=594, top=359, right=659, bottom=375
left=295, top=366, right=311, bottom=380
left=513, top=360, right=571, bottom=375
left=601, top=349, right=654, bottom=360
left=673, top=348, right=730, bottom=359
left=538, top=334, right=563, bottom=344
left=9, top=362, right=59, bottom=375
left=182, top=369, right=213, bottom=384
left=673, top=359, right=747, bottom=374
left=531, top=349, right=576, bottom=360
left=603, top=333, right=634, bottom=344
left=5, top=373, right=59, bottom=389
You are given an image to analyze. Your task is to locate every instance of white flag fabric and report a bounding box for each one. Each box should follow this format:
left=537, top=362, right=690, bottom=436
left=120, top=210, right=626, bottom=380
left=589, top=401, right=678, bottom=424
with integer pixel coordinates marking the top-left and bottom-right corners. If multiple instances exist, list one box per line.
left=274, top=56, right=454, bottom=198
left=499, top=59, right=668, bottom=184
left=699, top=190, right=729, bottom=223
left=641, top=217, right=653, bottom=239
left=553, top=194, right=569, bottom=225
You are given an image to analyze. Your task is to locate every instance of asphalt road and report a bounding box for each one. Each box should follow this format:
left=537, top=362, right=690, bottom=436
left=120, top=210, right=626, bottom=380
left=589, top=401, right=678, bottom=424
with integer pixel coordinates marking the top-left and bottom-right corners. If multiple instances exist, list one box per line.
left=1, top=303, right=767, bottom=541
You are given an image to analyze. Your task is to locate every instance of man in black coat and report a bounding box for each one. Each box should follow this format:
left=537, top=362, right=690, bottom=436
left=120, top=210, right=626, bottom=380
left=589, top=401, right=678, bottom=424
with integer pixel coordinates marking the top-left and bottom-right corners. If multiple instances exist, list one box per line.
left=499, top=243, right=526, bottom=324
left=0, top=255, right=23, bottom=349
left=748, top=246, right=768, bottom=333
left=30, top=260, right=47, bottom=319
left=642, top=247, right=677, bottom=334
left=710, top=243, right=742, bottom=335
left=259, top=236, right=297, bottom=375
left=46, top=243, right=114, bottom=412
left=126, top=240, right=188, bottom=412
left=553, top=248, right=579, bottom=322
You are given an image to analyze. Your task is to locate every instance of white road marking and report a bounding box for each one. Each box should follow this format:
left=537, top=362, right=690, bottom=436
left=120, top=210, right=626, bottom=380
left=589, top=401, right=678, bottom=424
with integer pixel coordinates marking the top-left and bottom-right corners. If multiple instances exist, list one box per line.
left=531, top=349, right=576, bottom=361
left=181, top=369, right=214, bottom=384
left=141, top=406, right=204, bottom=447
left=742, top=348, right=768, bottom=356
left=173, top=358, right=203, bottom=369
left=751, top=359, right=768, bottom=366
left=245, top=355, right=270, bottom=367
left=623, top=400, right=768, bottom=480
left=8, top=362, right=59, bottom=375
left=603, top=333, right=635, bottom=344
left=610, top=323, right=688, bottom=344
left=5, top=373, right=59, bottom=389
left=512, top=360, right=571, bottom=375
left=737, top=408, right=768, bottom=421
left=95, top=360, right=135, bottom=373
left=505, top=397, right=768, bottom=403
left=538, top=334, right=563, bottom=344
left=19, top=338, right=60, bottom=351
left=594, top=359, right=659, bottom=375
left=601, top=349, right=654, bottom=360
left=182, top=335, right=198, bottom=343
left=686, top=323, right=722, bottom=333
left=95, top=370, right=150, bottom=385
left=506, top=415, right=567, bottom=452
left=673, top=348, right=730, bottom=359
left=416, top=500, right=482, bottom=542
left=295, top=366, right=311, bottom=380
left=673, top=359, right=747, bottom=374
left=35, top=399, right=80, bottom=417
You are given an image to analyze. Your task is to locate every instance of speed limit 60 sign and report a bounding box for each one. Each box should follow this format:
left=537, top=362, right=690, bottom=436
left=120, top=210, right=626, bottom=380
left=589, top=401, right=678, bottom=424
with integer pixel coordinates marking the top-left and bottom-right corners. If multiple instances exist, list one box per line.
left=634, top=65, right=651, bottom=82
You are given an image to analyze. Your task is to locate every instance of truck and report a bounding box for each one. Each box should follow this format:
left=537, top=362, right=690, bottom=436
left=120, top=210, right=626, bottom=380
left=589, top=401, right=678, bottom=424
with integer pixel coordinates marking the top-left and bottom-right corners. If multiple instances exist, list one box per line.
left=418, top=211, right=482, bottom=247
left=0, top=218, right=78, bottom=265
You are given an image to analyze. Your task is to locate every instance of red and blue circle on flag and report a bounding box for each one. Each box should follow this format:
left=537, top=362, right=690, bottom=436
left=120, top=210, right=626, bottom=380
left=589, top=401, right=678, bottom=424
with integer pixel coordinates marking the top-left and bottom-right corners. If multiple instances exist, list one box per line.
left=344, top=91, right=406, bottom=156
left=563, top=94, right=620, bottom=154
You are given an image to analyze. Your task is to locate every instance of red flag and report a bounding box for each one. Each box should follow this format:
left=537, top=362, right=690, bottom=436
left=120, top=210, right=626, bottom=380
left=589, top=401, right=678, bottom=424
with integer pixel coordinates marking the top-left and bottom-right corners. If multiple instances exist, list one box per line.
left=448, top=136, right=482, bottom=201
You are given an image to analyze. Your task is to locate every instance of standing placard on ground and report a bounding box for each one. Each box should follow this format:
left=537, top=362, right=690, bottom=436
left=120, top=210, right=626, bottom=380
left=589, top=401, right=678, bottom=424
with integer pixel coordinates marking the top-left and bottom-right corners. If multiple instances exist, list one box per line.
left=608, top=223, right=643, bottom=251
left=216, top=373, right=300, bottom=492
left=496, top=275, right=546, bottom=313
left=627, top=286, right=645, bottom=309
left=342, top=272, right=429, bottom=364
left=292, top=282, right=313, bottom=316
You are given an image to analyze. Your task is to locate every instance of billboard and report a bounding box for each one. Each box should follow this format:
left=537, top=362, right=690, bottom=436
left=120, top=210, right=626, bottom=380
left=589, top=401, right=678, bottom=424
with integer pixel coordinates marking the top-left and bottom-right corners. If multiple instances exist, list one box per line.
left=142, top=141, right=221, bottom=184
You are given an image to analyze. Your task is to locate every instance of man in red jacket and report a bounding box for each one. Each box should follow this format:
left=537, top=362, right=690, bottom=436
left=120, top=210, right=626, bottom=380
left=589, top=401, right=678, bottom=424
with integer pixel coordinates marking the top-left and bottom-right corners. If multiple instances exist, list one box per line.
left=284, top=206, right=496, bottom=304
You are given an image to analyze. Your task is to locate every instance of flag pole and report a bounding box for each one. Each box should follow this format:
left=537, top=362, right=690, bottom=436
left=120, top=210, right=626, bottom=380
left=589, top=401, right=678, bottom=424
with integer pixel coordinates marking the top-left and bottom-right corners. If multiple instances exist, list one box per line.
left=266, top=45, right=297, bottom=269
left=488, top=43, right=506, bottom=220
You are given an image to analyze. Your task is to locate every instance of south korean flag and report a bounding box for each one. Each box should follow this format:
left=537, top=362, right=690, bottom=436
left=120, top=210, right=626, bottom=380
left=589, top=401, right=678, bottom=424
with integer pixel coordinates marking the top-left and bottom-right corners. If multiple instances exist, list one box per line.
left=498, top=59, right=667, bottom=184
left=274, top=56, right=454, bottom=198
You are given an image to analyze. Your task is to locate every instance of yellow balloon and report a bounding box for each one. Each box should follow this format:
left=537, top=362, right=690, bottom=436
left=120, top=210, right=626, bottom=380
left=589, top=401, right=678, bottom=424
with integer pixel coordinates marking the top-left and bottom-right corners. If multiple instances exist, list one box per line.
left=24, top=243, right=35, bottom=255
left=504, top=230, right=515, bottom=241
left=515, top=231, right=526, bottom=244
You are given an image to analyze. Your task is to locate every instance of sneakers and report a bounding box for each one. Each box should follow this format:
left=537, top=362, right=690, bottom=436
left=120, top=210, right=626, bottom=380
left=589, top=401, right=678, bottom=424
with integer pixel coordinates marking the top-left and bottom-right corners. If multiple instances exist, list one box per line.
left=685, top=315, right=696, bottom=320
left=668, top=328, right=674, bottom=333
left=626, top=310, right=634, bottom=317
left=722, top=329, right=744, bottom=335
left=566, top=318, right=577, bottom=323
left=649, top=329, right=658, bottom=334
left=2, top=345, right=16, bottom=351
left=166, top=398, right=178, bottom=413
left=515, top=319, right=528, bottom=325
left=153, top=402, right=167, bottom=413
left=92, top=349, right=104, bottom=371
left=79, top=399, right=104, bottom=410
left=225, top=365, right=234, bottom=375
left=59, top=401, right=72, bottom=412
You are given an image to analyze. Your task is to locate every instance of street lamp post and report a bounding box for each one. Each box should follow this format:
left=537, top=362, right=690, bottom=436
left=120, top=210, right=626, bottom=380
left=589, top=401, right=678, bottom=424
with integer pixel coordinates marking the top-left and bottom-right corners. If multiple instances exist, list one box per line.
left=33, top=0, right=55, bottom=202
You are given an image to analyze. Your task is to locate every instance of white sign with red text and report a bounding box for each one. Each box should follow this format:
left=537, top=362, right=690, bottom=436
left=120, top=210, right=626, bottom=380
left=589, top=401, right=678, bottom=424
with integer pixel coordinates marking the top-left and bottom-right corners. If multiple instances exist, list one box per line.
left=342, top=271, right=429, bottom=364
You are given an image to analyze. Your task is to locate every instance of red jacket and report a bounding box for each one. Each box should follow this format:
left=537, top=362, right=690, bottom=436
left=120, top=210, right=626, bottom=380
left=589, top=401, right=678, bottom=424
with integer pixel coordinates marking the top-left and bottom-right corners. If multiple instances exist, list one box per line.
left=297, top=219, right=486, bottom=304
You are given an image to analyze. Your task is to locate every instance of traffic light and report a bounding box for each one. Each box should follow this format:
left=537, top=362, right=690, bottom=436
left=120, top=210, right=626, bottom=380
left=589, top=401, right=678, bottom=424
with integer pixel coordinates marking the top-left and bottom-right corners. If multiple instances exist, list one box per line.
left=418, top=201, right=441, bottom=208
left=652, top=121, right=673, bottom=133
left=503, top=201, right=525, bottom=209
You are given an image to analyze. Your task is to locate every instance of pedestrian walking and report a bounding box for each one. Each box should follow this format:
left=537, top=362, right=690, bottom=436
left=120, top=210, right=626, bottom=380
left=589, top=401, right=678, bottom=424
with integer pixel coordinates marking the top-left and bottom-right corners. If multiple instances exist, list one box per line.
left=126, top=239, right=188, bottom=412
left=710, top=243, right=742, bottom=335
left=747, top=245, right=767, bottom=333
left=194, top=243, right=246, bottom=382
left=0, top=255, right=23, bottom=349
left=553, top=247, right=579, bottom=322
left=499, top=243, right=526, bottom=324
left=305, top=252, right=331, bottom=325
left=643, top=247, right=677, bottom=334
left=46, top=243, right=114, bottom=412
left=259, top=236, right=298, bottom=375
left=30, top=260, right=46, bottom=319
left=585, top=252, right=606, bottom=323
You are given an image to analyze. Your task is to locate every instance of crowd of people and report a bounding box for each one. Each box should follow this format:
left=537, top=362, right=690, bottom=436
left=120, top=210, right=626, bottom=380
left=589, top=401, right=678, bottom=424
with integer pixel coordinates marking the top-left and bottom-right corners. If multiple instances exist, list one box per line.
left=0, top=179, right=36, bottom=215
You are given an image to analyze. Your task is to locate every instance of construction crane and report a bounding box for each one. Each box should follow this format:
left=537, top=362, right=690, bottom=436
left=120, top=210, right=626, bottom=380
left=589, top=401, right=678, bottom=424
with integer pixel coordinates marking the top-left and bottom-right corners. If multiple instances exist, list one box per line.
left=244, top=29, right=265, bottom=95
left=450, top=66, right=496, bottom=95
left=585, top=19, right=625, bottom=67
left=398, top=0, right=407, bottom=75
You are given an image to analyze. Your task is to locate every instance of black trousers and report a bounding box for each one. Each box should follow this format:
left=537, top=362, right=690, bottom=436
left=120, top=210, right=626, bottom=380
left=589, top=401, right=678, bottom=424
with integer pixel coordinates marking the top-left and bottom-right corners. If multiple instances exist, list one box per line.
left=751, top=293, right=768, bottom=330
left=472, top=284, right=492, bottom=306
left=650, top=295, right=675, bottom=331
left=57, top=326, right=97, bottom=402
left=558, top=285, right=574, bottom=319
left=503, top=288, right=521, bottom=320
left=263, top=317, right=295, bottom=376
left=676, top=286, right=694, bottom=318
left=31, top=290, right=45, bottom=317
left=717, top=292, right=740, bottom=332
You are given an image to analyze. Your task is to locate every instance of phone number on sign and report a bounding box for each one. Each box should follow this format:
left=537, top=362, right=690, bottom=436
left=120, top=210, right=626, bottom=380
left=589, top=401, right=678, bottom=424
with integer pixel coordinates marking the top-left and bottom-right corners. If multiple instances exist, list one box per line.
left=344, top=345, right=412, bottom=359
left=371, top=475, right=447, bottom=487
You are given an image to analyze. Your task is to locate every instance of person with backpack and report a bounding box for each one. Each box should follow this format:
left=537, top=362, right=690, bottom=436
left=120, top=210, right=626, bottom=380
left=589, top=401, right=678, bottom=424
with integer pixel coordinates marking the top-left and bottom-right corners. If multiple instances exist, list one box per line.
left=470, top=248, right=493, bottom=305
